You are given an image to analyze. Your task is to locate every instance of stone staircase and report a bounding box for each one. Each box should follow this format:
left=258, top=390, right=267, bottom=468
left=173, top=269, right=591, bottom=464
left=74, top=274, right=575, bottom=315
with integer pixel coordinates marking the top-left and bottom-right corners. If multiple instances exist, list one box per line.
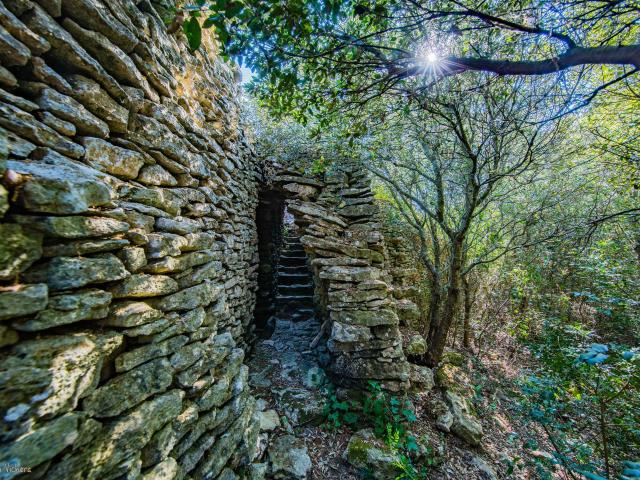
left=276, top=234, right=315, bottom=322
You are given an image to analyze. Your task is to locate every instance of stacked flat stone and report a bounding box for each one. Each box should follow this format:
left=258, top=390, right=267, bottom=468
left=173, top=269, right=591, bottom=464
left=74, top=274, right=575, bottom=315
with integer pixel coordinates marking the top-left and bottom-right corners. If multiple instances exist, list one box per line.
left=385, top=232, right=424, bottom=338
left=0, top=1, right=260, bottom=479
left=272, top=164, right=411, bottom=392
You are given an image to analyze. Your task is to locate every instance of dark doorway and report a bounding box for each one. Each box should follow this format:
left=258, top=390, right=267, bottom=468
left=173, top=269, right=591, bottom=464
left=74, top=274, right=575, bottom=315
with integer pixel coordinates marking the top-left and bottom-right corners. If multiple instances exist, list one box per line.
left=254, top=189, right=286, bottom=336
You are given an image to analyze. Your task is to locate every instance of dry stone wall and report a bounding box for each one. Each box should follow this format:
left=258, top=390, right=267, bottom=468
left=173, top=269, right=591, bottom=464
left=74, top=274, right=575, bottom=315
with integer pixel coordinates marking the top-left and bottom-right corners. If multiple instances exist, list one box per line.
left=269, top=165, right=412, bottom=392
left=0, top=1, right=261, bottom=478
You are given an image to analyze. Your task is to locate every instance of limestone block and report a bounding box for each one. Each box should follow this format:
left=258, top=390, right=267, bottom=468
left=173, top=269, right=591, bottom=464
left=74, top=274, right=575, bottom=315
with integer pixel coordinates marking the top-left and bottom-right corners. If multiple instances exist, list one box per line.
left=61, top=0, right=138, bottom=53
left=81, top=137, right=145, bottom=179
left=117, top=246, right=147, bottom=272
left=115, top=335, right=188, bottom=372
left=0, top=3, right=50, bottom=54
left=396, top=299, right=421, bottom=328
left=67, top=75, right=129, bottom=133
left=0, top=412, right=81, bottom=477
left=320, top=266, right=381, bottom=282
left=141, top=457, right=180, bottom=480
left=43, top=238, right=129, bottom=257
left=0, top=102, right=84, bottom=158
left=121, top=187, right=183, bottom=216
left=141, top=402, right=199, bottom=467
left=0, top=331, right=123, bottom=421
left=24, top=254, right=128, bottom=291
left=47, top=390, right=183, bottom=479
left=5, top=158, right=112, bottom=214
left=0, top=24, right=30, bottom=66
left=13, top=289, right=112, bottom=331
left=61, top=18, right=156, bottom=100
left=37, top=110, right=76, bottom=135
left=139, top=162, right=178, bottom=185
left=23, top=4, right=126, bottom=102
left=13, top=215, right=128, bottom=238
left=0, top=283, right=48, bottom=320
left=154, top=282, right=223, bottom=311
left=155, top=216, right=201, bottom=235
left=444, top=391, right=483, bottom=446
left=111, top=274, right=178, bottom=298
left=409, top=364, right=434, bottom=392
left=268, top=435, right=312, bottom=480
left=0, top=223, right=42, bottom=280
left=0, top=325, right=18, bottom=348
left=404, top=333, right=427, bottom=356
left=149, top=307, right=205, bottom=343
left=331, top=322, right=373, bottom=343
left=82, top=358, right=173, bottom=418
left=145, top=250, right=217, bottom=274
left=35, top=87, right=109, bottom=138
left=102, top=300, right=163, bottom=328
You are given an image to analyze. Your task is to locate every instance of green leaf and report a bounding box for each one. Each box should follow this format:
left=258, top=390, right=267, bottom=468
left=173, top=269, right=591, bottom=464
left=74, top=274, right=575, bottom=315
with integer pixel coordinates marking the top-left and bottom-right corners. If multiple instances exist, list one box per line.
left=183, top=17, right=202, bottom=51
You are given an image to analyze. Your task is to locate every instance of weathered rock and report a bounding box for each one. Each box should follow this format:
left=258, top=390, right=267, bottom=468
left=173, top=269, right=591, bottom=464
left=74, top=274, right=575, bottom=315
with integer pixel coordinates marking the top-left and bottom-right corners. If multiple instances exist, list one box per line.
left=47, top=390, right=183, bottom=480
left=275, top=388, right=324, bottom=426
left=396, top=299, right=421, bottom=327
left=0, top=283, right=48, bottom=320
left=23, top=4, right=126, bottom=102
left=61, top=18, right=155, bottom=99
left=405, top=333, right=427, bottom=356
left=0, top=223, right=42, bottom=280
left=154, top=281, right=223, bottom=311
left=268, top=435, right=312, bottom=480
left=115, top=335, right=188, bottom=372
left=409, top=364, right=434, bottom=392
left=61, top=0, right=138, bottom=53
left=0, top=22, right=31, bottom=67
left=24, top=254, right=128, bottom=291
left=0, top=413, right=81, bottom=476
left=13, top=214, right=128, bottom=238
left=320, top=266, right=381, bottom=282
left=102, top=300, right=163, bottom=328
left=35, top=87, right=109, bottom=138
left=81, top=137, right=145, bottom=179
left=258, top=410, right=281, bottom=432
left=111, top=274, right=178, bottom=298
left=117, top=246, right=147, bottom=272
left=0, top=102, right=84, bottom=158
left=0, top=331, right=123, bottom=421
left=82, top=358, right=173, bottom=418
left=444, top=391, right=483, bottom=446
left=67, top=74, right=129, bottom=133
left=330, top=308, right=399, bottom=327
left=138, top=164, right=177, bottom=187
left=343, top=429, right=401, bottom=480
left=43, top=238, right=129, bottom=257
left=13, top=289, right=112, bottom=331
left=5, top=158, right=112, bottom=214
left=141, top=457, right=180, bottom=480
left=0, top=325, right=18, bottom=348
left=331, top=322, right=372, bottom=343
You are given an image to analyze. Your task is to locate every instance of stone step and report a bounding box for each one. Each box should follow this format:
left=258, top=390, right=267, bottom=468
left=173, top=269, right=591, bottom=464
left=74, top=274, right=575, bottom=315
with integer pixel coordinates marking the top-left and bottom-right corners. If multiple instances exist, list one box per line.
left=276, top=294, right=314, bottom=307
left=282, top=248, right=303, bottom=254
left=280, top=255, right=308, bottom=267
left=278, top=264, right=309, bottom=273
left=277, top=272, right=312, bottom=285
left=278, top=284, right=314, bottom=295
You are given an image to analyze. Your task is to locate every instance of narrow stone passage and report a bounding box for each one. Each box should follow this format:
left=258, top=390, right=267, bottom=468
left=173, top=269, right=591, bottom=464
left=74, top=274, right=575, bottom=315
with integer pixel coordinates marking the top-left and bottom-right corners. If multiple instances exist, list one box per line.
left=247, top=231, right=335, bottom=478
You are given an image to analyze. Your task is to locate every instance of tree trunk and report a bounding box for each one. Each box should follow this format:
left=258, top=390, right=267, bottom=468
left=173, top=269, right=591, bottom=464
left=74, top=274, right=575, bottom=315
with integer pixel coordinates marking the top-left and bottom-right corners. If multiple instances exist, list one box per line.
left=462, top=276, right=473, bottom=350
left=424, top=279, right=442, bottom=339
left=425, top=240, right=464, bottom=367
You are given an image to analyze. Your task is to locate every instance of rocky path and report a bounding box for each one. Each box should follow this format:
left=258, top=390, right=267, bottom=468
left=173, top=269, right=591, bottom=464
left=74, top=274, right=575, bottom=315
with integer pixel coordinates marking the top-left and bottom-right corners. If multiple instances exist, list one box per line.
left=247, top=234, right=355, bottom=479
